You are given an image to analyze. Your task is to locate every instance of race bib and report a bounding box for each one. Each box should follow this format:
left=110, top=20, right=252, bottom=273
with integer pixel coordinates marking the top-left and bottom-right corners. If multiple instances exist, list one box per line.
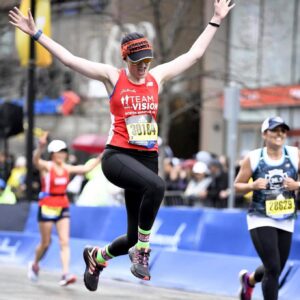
left=265, top=198, right=295, bottom=219
left=125, top=114, right=158, bottom=148
left=41, top=206, right=62, bottom=218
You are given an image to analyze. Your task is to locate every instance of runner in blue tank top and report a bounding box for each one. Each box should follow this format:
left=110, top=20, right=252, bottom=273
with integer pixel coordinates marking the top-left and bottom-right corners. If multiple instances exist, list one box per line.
left=234, top=116, right=300, bottom=300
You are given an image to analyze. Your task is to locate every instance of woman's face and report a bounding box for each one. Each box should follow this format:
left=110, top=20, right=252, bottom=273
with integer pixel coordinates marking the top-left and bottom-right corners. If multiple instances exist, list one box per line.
left=51, top=151, right=68, bottom=164
left=263, top=126, right=287, bottom=147
left=127, top=58, right=152, bottom=80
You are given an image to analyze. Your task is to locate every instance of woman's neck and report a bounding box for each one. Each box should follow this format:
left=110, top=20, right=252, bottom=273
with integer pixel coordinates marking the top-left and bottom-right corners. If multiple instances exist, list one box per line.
left=266, top=146, right=283, bottom=160
left=126, top=69, right=145, bottom=85
left=52, top=160, right=64, bottom=167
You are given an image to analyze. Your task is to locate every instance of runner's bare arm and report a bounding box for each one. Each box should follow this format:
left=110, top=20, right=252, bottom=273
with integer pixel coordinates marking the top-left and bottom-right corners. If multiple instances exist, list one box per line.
left=150, top=0, right=235, bottom=85
left=33, top=132, right=50, bottom=171
left=66, top=154, right=102, bottom=175
left=8, top=7, right=119, bottom=83
left=234, top=157, right=269, bottom=194
left=234, top=157, right=254, bottom=194
left=33, top=146, right=49, bottom=172
left=35, top=33, right=119, bottom=82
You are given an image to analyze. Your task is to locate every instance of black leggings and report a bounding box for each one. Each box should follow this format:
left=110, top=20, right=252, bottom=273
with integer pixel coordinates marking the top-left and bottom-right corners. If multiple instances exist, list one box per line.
left=101, top=146, right=165, bottom=257
left=250, top=226, right=292, bottom=300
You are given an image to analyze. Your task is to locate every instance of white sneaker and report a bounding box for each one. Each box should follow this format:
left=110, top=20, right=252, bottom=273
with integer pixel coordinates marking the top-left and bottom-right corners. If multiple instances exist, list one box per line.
left=27, top=261, right=39, bottom=282
left=59, top=273, right=77, bottom=286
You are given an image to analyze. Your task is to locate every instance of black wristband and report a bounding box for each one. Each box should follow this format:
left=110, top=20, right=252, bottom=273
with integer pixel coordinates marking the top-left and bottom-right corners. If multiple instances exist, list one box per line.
left=209, top=22, right=220, bottom=28
left=32, top=29, right=43, bottom=41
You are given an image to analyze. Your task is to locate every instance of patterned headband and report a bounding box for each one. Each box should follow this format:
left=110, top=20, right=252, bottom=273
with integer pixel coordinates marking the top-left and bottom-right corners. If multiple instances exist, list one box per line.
left=121, top=38, right=152, bottom=60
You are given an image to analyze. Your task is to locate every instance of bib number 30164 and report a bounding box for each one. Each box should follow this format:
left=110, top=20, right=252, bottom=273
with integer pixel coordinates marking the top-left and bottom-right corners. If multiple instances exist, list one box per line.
left=126, top=114, right=158, bottom=149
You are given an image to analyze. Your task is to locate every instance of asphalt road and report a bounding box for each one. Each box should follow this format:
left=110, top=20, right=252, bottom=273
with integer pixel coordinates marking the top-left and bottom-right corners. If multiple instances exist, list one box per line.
left=0, top=265, right=238, bottom=300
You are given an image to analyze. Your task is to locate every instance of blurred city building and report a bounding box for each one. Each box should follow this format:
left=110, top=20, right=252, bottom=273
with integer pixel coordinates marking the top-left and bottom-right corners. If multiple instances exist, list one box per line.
left=201, top=0, right=300, bottom=157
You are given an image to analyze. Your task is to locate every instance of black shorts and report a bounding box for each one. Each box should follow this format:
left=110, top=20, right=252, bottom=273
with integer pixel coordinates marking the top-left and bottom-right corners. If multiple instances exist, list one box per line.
left=38, top=206, right=70, bottom=222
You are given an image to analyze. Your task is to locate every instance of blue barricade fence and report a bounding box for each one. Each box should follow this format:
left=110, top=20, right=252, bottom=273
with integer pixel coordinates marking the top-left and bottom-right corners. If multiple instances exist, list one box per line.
left=1, top=202, right=300, bottom=299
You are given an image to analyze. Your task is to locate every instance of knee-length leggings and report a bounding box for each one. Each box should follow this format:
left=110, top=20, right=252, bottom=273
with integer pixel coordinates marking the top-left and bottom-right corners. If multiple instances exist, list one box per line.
left=250, top=226, right=292, bottom=300
left=101, top=146, right=165, bottom=257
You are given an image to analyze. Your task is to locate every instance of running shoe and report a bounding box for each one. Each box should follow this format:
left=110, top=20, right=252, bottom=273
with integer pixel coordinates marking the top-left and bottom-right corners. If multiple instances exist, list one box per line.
left=59, top=273, right=77, bottom=286
left=27, top=261, right=39, bottom=282
left=239, top=269, right=254, bottom=300
left=128, top=246, right=151, bottom=280
left=83, top=246, right=107, bottom=291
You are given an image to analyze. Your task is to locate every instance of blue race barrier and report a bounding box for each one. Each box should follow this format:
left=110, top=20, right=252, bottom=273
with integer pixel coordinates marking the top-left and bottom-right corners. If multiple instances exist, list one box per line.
left=0, top=231, right=39, bottom=265
left=149, top=248, right=261, bottom=297
left=196, top=209, right=257, bottom=256
left=23, top=203, right=39, bottom=234
left=151, top=207, right=204, bottom=250
left=0, top=202, right=31, bottom=231
left=24, top=203, right=128, bottom=241
left=278, top=262, right=300, bottom=300
left=70, top=205, right=127, bottom=241
left=23, top=203, right=300, bottom=260
left=3, top=202, right=300, bottom=299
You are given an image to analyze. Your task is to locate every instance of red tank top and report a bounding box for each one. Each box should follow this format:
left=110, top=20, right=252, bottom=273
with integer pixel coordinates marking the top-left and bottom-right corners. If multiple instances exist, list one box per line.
left=39, top=162, right=70, bottom=207
left=107, top=69, right=159, bottom=151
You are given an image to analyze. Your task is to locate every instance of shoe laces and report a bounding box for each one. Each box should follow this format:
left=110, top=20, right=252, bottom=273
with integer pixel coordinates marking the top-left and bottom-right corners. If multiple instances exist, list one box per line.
left=89, top=249, right=106, bottom=275
left=134, top=248, right=150, bottom=267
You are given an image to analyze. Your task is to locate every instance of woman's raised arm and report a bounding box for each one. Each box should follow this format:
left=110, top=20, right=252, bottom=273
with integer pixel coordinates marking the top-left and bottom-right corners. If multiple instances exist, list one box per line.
left=8, top=7, right=119, bottom=84
left=151, top=0, right=235, bottom=85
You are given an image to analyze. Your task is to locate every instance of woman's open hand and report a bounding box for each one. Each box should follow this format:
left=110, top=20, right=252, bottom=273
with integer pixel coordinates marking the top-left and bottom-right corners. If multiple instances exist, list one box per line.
left=214, top=0, right=235, bottom=21
left=8, top=6, right=37, bottom=36
left=39, top=131, right=49, bottom=149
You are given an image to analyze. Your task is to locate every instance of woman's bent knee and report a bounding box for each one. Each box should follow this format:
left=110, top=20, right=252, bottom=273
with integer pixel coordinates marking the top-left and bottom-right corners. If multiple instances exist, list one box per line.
left=40, top=241, right=51, bottom=249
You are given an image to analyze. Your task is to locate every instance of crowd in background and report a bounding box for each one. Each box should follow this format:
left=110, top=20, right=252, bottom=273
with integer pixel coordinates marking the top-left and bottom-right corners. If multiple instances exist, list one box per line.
left=0, top=152, right=28, bottom=204
left=163, top=156, right=229, bottom=208
left=1, top=147, right=299, bottom=209
left=163, top=151, right=245, bottom=208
